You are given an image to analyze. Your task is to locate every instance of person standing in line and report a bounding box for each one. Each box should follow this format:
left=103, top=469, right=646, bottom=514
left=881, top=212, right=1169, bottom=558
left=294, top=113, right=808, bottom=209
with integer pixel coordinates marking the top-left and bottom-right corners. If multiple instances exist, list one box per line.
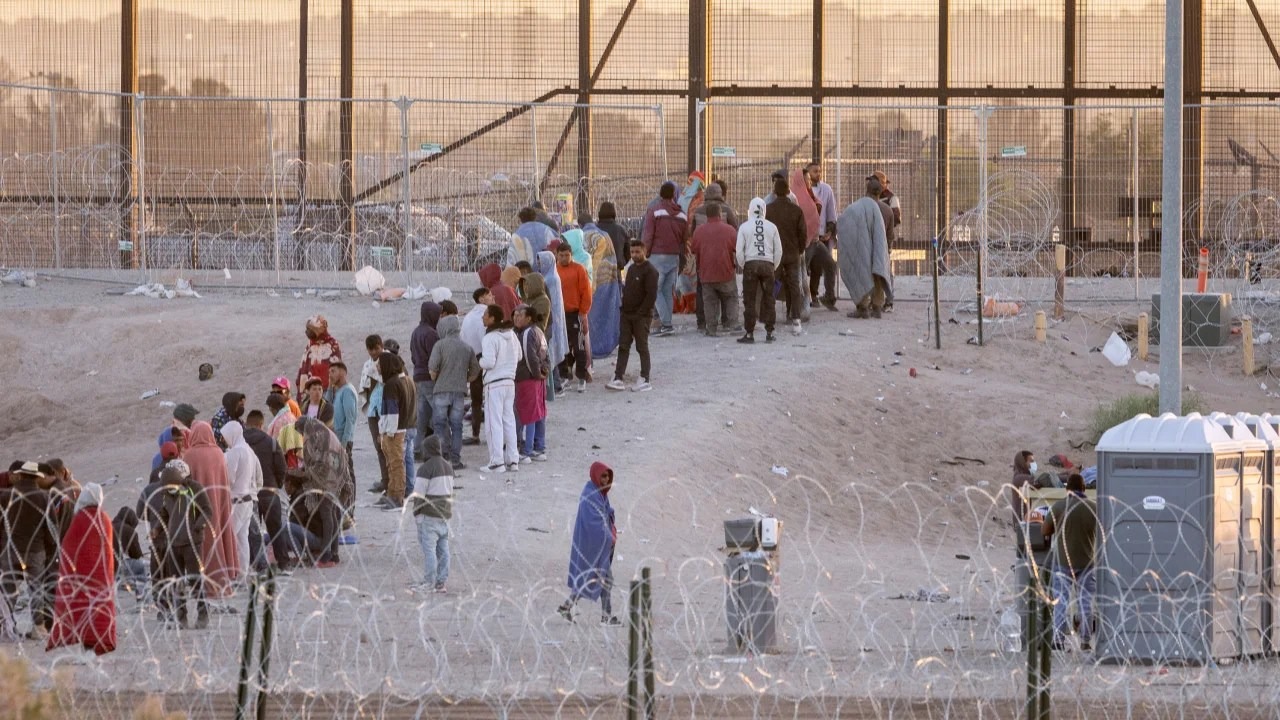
left=326, top=362, right=360, bottom=486
left=557, top=462, right=620, bottom=626
left=291, top=417, right=352, bottom=569
left=243, top=410, right=296, bottom=572
left=429, top=315, right=481, bottom=471
left=297, top=315, right=342, bottom=392
left=691, top=179, right=741, bottom=333
left=1042, top=473, right=1098, bottom=651
left=690, top=202, right=740, bottom=337
left=640, top=181, right=689, bottom=337
left=460, top=288, right=492, bottom=446
left=607, top=240, right=658, bottom=392
left=409, top=435, right=454, bottom=594
left=836, top=175, right=891, bottom=319
left=185, top=422, right=239, bottom=604
left=595, top=201, right=632, bottom=275
left=766, top=176, right=809, bottom=336
left=46, top=482, right=116, bottom=655
left=147, top=464, right=213, bottom=628
left=478, top=304, right=523, bottom=476
left=220, top=421, right=263, bottom=582
left=805, top=162, right=839, bottom=311
left=271, top=377, right=303, bottom=419
left=871, top=170, right=899, bottom=312
left=513, top=305, right=550, bottom=462
left=3, top=462, right=57, bottom=639
left=555, top=243, right=593, bottom=392
left=211, top=392, right=246, bottom=451
left=374, top=352, right=415, bottom=510
left=736, top=198, right=784, bottom=344
left=298, top=377, right=334, bottom=428
left=359, top=335, right=392, bottom=494
left=410, top=301, right=443, bottom=462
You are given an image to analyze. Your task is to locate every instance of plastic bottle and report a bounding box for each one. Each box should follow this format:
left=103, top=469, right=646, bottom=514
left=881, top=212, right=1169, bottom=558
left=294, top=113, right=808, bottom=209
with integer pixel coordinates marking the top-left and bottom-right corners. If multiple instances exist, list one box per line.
left=999, top=606, right=1021, bottom=652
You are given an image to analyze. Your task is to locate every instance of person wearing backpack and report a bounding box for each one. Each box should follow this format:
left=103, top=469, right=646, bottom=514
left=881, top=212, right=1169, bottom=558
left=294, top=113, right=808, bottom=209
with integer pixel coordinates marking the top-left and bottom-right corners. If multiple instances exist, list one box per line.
left=146, top=464, right=214, bottom=628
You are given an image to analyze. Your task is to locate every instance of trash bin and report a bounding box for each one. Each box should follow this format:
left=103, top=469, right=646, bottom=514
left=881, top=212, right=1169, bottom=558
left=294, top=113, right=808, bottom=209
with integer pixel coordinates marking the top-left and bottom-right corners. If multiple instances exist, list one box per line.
left=724, top=517, right=781, bottom=654
left=1094, top=412, right=1252, bottom=664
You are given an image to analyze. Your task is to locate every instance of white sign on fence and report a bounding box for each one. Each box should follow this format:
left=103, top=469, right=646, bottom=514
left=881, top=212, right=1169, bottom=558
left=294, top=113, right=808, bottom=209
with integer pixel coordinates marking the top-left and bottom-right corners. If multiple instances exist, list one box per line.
left=420, top=143, right=443, bottom=155
left=1000, top=145, right=1028, bottom=158
left=711, top=146, right=737, bottom=158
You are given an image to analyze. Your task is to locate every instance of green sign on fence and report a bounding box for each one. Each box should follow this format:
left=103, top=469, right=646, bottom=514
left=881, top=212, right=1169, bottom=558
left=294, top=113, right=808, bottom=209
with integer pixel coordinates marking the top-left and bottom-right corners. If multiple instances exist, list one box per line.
left=711, top=146, right=736, bottom=158
left=420, top=143, right=443, bottom=155
left=1000, top=145, right=1028, bottom=158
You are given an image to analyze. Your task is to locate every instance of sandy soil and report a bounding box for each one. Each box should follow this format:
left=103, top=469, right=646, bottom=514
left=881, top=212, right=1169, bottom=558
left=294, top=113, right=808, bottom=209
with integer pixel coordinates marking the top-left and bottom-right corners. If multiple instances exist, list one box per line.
left=0, top=272, right=1271, bottom=717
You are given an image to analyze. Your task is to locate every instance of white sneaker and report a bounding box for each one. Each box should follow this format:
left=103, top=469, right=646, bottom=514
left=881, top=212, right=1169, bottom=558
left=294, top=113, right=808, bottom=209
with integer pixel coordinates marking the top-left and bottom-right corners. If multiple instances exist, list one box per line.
left=577, top=379, right=587, bottom=393
left=519, top=455, right=532, bottom=465
left=480, top=463, right=506, bottom=474
left=532, top=452, right=548, bottom=462
left=606, top=378, right=626, bottom=391
left=632, top=379, right=652, bottom=393
left=506, top=463, right=520, bottom=472
left=791, top=319, right=803, bottom=336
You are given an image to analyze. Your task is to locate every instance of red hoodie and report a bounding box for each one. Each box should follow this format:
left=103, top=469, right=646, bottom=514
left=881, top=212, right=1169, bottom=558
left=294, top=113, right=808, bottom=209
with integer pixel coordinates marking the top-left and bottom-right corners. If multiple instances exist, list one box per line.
left=478, top=262, right=519, bottom=320
left=589, top=461, right=616, bottom=542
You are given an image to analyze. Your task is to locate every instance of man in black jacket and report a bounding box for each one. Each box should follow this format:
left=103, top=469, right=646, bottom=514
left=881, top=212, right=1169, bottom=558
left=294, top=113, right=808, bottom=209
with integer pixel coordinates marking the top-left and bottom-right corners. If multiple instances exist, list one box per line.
left=766, top=177, right=809, bottom=335
left=607, top=240, right=659, bottom=393
left=2, top=462, right=56, bottom=638
left=596, top=201, right=633, bottom=275
left=244, top=410, right=296, bottom=571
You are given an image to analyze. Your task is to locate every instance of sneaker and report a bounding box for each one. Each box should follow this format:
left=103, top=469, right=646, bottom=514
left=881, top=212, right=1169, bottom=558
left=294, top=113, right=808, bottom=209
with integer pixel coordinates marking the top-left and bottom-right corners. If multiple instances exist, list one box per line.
left=407, top=581, right=432, bottom=592
left=632, top=379, right=652, bottom=393
left=791, top=319, right=803, bottom=336
left=462, top=436, right=481, bottom=446
left=506, top=463, right=520, bottom=473
left=367, top=483, right=387, bottom=494
left=434, top=584, right=448, bottom=594
left=1080, top=641, right=1092, bottom=652
left=602, top=615, right=623, bottom=626
left=531, top=452, right=548, bottom=462
left=883, top=303, right=894, bottom=313
left=451, top=459, right=466, bottom=471
left=765, top=332, right=776, bottom=343
left=821, top=298, right=838, bottom=311
left=577, top=379, right=587, bottom=393
left=737, top=333, right=755, bottom=344
left=606, top=378, right=627, bottom=391
left=557, top=603, right=575, bottom=623
left=480, top=463, right=507, bottom=474
left=870, top=308, right=883, bottom=319
left=374, top=496, right=403, bottom=510
left=519, top=455, right=533, bottom=465
left=193, top=612, right=210, bottom=630
left=848, top=309, right=868, bottom=319
left=655, top=326, right=675, bottom=336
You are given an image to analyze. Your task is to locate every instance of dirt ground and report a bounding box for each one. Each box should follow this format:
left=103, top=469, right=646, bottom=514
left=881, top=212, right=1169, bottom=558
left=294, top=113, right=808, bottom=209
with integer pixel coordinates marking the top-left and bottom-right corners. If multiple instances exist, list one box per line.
left=0, top=271, right=1271, bottom=717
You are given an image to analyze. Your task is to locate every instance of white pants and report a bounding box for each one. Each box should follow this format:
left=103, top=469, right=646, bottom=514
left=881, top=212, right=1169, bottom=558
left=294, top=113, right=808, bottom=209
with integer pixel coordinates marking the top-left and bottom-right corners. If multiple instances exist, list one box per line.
left=232, top=500, right=255, bottom=580
left=484, top=382, right=519, bottom=467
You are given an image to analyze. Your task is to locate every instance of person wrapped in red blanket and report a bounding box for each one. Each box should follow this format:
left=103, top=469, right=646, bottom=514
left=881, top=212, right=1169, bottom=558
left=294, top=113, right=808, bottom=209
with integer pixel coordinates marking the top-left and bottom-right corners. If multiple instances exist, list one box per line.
left=47, top=481, right=117, bottom=655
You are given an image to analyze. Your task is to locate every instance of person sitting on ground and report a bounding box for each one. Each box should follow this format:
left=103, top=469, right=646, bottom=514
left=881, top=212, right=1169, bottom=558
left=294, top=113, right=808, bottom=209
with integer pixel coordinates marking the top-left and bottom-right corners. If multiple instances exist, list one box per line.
left=112, top=506, right=147, bottom=602
left=1041, top=473, right=1098, bottom=652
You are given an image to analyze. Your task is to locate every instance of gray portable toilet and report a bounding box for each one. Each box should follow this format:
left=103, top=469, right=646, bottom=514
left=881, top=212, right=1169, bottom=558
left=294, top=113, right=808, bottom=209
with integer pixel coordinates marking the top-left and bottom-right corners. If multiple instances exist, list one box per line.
left=1095, top=412, right=1245, bottom=664
left=1208, top=412, right=1269, bottom=656
left=1235, top=412, right=1280, bottom=654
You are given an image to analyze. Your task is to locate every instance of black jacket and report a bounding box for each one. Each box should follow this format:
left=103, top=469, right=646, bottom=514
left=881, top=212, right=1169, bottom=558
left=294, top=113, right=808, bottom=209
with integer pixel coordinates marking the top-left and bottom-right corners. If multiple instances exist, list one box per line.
left=766, top=198, right=808, bottom=262
left=596, top=219, right=632, bottom=269
left=621, top=258, right=659, bottom=317
left=410, top=302, right=442, bottom=382
left=4, top=479, right=55, bottom=557
left=244, top=426, right=287, bottom=490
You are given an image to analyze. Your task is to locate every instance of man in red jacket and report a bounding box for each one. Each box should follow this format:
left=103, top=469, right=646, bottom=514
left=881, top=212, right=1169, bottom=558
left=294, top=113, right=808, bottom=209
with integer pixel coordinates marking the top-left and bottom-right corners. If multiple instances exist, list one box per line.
left=689, top=203, right=740, bottom=336
left=640, top=181, right=688, bottom=336
left=555, top=243, right=594, bottom=392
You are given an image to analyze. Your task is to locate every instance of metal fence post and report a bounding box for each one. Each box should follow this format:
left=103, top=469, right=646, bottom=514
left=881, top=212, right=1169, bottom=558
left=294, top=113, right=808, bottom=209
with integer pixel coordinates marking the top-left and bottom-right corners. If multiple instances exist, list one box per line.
left=234, top=572, right=261, bottom=720
left=834, top=105, right=843, bottom=300
left=135, top=91, right=148, bottom=281
left=530, top=104, right=541, bottom=204
left=267, top=101, right=281, bottom=286
left=694, top=100, right=703, bottom=174
left=627, top=578, right=641, bottom=720
left=1159, top=0, right=1184, bottom=415
left=976, top=104, right=990, bottom=347
left=656, top=104, right=669, bottom=181
left=1024, top=562, right=1039, bottom=720
left=49, top=87, right=61, bottom=269
left=1131, top=107, right=1140, bottom=300
left=255, top=569, right=278, bottom=720
left=641, top=566, right=655, bottom=720
left=397, top=96, right=414, bottom=288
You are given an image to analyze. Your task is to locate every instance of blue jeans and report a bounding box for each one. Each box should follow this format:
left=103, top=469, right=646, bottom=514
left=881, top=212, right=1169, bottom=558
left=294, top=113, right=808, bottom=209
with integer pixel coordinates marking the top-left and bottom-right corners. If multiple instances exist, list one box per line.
left=287, top=522, right=324, bottom=560
left=404, top=428, right=417, bottom=478
left=431, top=392, right=466, bottom=462
left=1052, top=565, right=1095, bottom=642
left=414, top=380, right=434, bottom=449
left=650, top=253, right=679, bottom=327
left=415, top=515, right=450, bottom=586
left=522, top=419, right=546, bottom=456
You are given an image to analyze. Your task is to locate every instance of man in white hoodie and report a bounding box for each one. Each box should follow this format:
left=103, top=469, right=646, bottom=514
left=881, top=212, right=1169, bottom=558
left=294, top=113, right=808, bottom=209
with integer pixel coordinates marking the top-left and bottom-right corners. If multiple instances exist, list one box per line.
left=221, top=420, right=264, bottom=580
left=478, top=304, right=523, bottom=475
left=461, top=288, right=492, bottom=446
left=735, top=198, right=784, bottom=344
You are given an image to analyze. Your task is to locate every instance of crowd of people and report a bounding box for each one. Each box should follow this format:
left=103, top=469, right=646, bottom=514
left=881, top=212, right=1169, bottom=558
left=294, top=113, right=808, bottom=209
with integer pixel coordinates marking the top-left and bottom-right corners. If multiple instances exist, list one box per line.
left=0, top=164, right=907, bottom=647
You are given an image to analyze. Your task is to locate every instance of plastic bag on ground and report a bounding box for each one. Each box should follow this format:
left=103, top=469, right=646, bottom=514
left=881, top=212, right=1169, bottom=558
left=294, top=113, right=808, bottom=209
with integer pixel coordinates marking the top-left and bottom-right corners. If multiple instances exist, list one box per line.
left=1134, top=371, right=1159, bottom=389
left=354, top=266, right=386, bottom=296
left=1102, top=332, right=1131, bottom=367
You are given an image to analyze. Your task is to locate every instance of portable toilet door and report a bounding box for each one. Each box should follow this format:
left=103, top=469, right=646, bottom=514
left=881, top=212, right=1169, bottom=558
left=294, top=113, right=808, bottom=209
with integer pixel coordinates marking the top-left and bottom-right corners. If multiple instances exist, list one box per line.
left=1095, top=412, right=1243, bottom=665
left=1236, top=412, right=1280, bottom=655
left=1209, top=413, right=1269, bottom=657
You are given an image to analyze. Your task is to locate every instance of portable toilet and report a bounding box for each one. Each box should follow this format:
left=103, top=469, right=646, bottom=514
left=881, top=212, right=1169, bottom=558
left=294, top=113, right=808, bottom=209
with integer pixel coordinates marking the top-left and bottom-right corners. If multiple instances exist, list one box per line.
left=1208, top=412, right=1269, bottom=656
left=1235, top=412, right=1280, bottom=654
left=1094, top=412, right=1245, bottom=664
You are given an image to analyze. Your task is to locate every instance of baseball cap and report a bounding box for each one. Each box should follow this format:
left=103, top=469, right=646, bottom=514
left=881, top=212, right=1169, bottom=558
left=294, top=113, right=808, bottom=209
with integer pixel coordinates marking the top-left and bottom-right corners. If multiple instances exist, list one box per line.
left=868, top=170, right=889, bottom=184
left=272, top=376, right=291, bottom=390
